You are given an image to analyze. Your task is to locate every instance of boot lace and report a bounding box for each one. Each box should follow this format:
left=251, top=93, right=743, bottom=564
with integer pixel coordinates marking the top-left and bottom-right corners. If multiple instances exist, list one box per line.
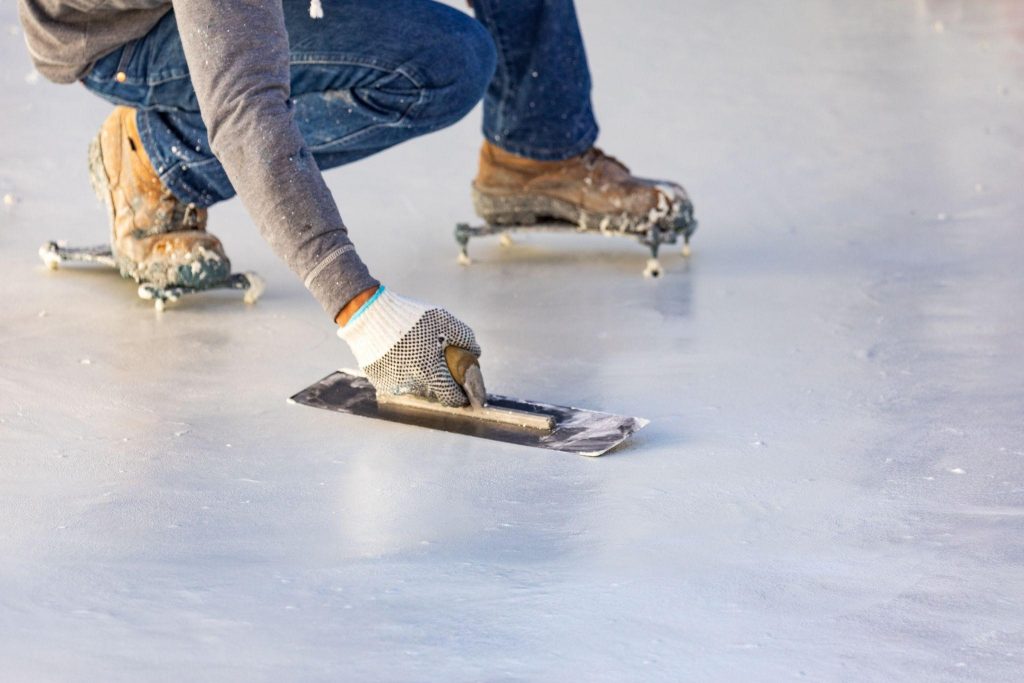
left=581, top=147, right=629, bottom=174
left=181, top=203, right=201, bottom=229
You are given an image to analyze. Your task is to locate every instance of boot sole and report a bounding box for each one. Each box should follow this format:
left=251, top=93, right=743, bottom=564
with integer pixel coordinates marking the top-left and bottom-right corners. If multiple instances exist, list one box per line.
left=472, top=187, right=677, bottom=235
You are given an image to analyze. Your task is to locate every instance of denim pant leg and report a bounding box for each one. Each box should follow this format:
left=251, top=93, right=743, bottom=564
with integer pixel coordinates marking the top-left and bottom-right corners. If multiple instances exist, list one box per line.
left=472, top=0, right=598, bottom=160
left=81, top=15, right=233, bottom=208
left=281, top=0, right=495, bottom=171
left=81, top=1, right=496, bottom=208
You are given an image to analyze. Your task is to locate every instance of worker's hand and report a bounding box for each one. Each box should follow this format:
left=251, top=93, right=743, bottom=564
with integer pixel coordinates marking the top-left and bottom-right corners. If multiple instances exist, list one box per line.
left=337, top=287, right=484, bottom=407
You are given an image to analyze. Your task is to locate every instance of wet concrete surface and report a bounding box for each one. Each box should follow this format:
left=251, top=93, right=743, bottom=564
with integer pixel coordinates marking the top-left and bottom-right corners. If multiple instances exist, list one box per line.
left=1, top=1, right=1022, bottom=680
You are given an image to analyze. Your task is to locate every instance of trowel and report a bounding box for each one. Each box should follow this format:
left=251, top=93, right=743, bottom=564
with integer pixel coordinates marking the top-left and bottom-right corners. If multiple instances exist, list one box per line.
left=289, top=348, right=648, bottom=457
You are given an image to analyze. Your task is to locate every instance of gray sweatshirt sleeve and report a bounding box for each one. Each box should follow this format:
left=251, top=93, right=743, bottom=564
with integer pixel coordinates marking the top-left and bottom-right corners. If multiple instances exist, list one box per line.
left=170, top=0, right=378, bottom=318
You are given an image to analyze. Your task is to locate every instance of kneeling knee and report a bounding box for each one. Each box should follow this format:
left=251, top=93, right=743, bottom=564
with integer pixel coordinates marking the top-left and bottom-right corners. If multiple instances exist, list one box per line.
left=423, top=17, right=496, bottom=125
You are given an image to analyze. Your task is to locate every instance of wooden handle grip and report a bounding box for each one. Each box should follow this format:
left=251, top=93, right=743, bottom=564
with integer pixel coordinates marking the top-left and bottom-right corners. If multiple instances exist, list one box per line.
left=444, top=346, right=478, bottom=385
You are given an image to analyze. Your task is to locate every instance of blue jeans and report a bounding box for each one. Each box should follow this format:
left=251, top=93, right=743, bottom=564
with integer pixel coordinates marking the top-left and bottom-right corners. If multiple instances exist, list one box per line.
left=82, top=0, right=598, bottom=209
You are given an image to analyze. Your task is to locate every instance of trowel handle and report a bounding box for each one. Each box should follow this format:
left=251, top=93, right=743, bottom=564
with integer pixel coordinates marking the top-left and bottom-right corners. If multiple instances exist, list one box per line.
left=445, top=346, right=487, bottom=408
left=444, top=345, right=477, bottom=385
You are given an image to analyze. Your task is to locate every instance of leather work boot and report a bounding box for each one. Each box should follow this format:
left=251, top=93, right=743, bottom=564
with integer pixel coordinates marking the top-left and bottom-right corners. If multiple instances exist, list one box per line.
left=471, top=140, right=693, bottom=234
left=88, top=106, right=231, bottom=289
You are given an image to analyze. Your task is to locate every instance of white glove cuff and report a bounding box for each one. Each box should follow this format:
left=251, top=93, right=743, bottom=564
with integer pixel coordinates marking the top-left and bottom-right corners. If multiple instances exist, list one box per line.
left=337, top=287, right=429, bottom=367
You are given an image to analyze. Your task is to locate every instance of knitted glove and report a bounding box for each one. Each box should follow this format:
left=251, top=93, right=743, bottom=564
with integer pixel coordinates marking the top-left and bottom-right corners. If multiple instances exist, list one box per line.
left=337, top=287, right=482, bottom=407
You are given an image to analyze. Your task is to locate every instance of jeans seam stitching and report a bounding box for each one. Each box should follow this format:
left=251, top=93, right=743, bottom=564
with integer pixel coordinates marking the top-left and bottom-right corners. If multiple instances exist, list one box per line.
left=474, top=8, right=512, bottom=136
left=114, top=41, right=138, bottom=78
left=305, top=63, right=427, bottom=153
left=146, top=72, right=191, bottom=87
left=289, top=54, right=402, bottom=71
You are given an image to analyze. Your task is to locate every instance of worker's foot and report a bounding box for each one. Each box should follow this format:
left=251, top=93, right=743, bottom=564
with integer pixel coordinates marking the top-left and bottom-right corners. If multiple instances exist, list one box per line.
left=471, top=140, right=693, bottom=234
left=89, top=106, right=231, bottom=289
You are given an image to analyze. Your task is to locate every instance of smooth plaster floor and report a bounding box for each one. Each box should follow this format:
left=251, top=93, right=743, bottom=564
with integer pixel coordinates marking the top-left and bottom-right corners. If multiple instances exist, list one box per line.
left=1, top=1, right=1022, bottom=680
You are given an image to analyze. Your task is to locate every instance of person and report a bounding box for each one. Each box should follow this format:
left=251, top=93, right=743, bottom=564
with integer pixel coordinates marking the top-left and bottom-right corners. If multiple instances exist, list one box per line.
left=18, top=0, right=692, bottom=407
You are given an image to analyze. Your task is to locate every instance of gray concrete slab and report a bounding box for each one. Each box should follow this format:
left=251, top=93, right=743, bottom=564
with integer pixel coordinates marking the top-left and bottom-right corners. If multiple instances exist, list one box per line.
left=1, top=1, right=1022, bottom=680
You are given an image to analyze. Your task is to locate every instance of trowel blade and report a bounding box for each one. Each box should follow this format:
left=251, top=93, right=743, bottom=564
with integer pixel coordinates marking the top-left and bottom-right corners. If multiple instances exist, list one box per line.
left=289, top=370, right=649, bottom=457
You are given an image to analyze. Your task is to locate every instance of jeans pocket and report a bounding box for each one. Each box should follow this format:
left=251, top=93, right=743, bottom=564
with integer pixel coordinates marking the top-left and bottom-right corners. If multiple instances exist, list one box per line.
left=113, top=39, right=139, bottom=82
left=81, top=40, right=146, bottom=106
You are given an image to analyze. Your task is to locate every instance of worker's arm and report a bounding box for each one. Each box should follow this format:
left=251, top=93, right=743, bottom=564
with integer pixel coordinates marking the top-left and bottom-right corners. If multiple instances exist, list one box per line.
left=171, top=0, right=483, bottom=406
left=171, top=0, right=378, bottom=319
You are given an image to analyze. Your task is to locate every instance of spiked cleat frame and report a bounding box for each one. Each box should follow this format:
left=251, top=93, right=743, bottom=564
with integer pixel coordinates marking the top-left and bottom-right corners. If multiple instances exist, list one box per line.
left=39, top=241, right=264, bottom=311
left=454, top=211, right=697, bottom=278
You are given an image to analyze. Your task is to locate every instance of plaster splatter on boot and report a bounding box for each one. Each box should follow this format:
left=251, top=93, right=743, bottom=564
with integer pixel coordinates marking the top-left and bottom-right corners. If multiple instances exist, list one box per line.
left=89, top=106, right=233, bottom=290
left=130, top=238, right=232, bottom=289
left=472, top=142, right=694, bottom=235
